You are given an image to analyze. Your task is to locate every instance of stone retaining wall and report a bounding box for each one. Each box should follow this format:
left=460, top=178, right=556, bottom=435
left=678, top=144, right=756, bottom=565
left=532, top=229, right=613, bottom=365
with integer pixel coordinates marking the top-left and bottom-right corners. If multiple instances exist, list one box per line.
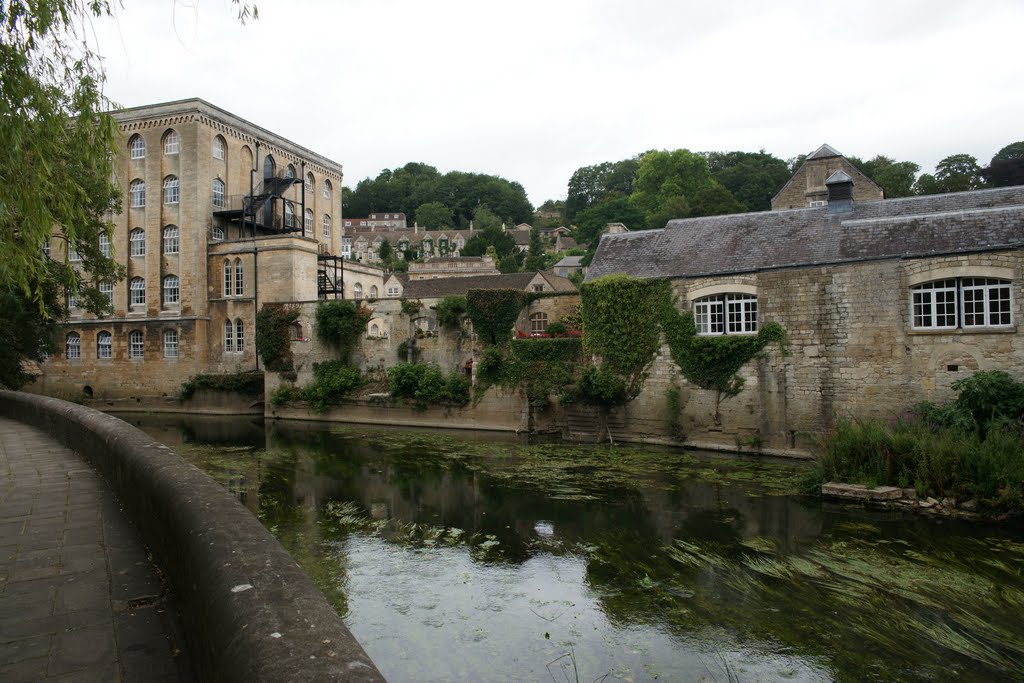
left=0, top=390, right=383, bottom=683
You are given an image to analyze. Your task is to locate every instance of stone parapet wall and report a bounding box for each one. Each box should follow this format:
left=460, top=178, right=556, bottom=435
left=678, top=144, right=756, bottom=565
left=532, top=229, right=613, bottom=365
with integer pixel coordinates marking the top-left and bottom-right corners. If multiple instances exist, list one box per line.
left=0, top=390, right=383, bottom=682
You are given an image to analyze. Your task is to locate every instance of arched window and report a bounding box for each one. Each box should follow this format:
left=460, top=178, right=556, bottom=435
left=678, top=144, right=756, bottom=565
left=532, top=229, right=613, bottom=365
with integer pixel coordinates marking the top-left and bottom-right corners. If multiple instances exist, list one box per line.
left=235, top=319, right=244, bottom=351
left=530, top=312, right=548, bottom=334
left=129, top=330, right=144, bottom=358
left=130, top=179, right=145, bottom=208
left=212, top=178, right=225, bottom=208
left=99, top=282, right=113, bottom=305
left=129, top=135, right=145, bottom=159
left=911, top=277, right=1012, bottom=330
left=211, top=227, right=225, bottom=241
left=163, top=130, right=180, bottom=155
left=212, top=135, right=226, bottom=160
left=129, top=228, right=145, bottom=256
left=224, top=319, right=234, bottom=353
left=163, top=176, right=179, bottom=204
left=66, top=291, right=78, bottom=310
left=66, top=333, right=81, bottom=359
left=163, top=225, right=179, bottom=254
left=370, top=323, right=379, bottom=337
left=353, top=282, right=363, bottom=299
left=223, top=259, right=232, bottom=297
left=97, top=332, right=112, bottom=359
left=693, top=293, right=758, bottom=335
left=234, top=258, right=243, bottom=296
left=323, top=179, right=332, bottom=201
left=163, top=275, right=179, bottom=306
left=129, top=277, right=146, bottom=306
left=284, top=201, right=296, bottom=229
left=291, top=322, right=303, bottom=340
left=99, top=233, right=111, bottom=258
left=163, top=329, right=178, bottom=358
left=322, top=214, right=331, bottom=238
left=305, top=172, right=314, bottom=194
left=263, top=155, right=275, bottom=179
left=370, top=285, right=379, bottom=298
left=304, top=209, right=313, bottom=234
left=286, top=164, right=296, bottom=179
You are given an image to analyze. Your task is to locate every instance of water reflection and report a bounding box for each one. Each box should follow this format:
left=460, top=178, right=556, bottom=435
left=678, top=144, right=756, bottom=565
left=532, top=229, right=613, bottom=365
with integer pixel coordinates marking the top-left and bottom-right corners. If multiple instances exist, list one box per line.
left=132, top=414, right=1024, bottom=683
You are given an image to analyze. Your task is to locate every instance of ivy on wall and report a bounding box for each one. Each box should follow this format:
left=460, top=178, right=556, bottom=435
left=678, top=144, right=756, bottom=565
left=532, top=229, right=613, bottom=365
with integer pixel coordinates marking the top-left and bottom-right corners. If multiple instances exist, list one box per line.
left=663, top=310, right=787, bottom=396
left=466, top=288, right=527, bottom=345
left=434, top=295, right=468, bottom=330
left=255, top=304, right=301, bottom=371
left=580, top=275, right=672, bottom=397
left=477, top=337, right=581, bottom=407
left=315, top=300, right=372, bottom=362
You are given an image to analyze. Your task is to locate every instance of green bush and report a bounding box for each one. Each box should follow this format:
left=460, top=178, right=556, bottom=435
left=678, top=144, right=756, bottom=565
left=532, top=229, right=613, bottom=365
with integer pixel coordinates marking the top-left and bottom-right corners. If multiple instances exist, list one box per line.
left=255, top=305, right=300, bottom=371
left=268, top=362, right=361, bottom=414
left=545, top=321, right=568, bottom=336
left=435, top=295, right=467, bottom=330
left=952, top=370, right=1024, bottom=434
left=563, top=366, right=628, bottom=407
left=387, top=362, right=469, bottom=409
left=180, top=370, right=264, bottom=400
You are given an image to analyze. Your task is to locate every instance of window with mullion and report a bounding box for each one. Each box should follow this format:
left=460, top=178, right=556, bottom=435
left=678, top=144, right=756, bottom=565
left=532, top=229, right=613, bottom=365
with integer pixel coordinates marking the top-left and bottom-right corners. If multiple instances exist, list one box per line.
left=961, top=277, right=1012, bottom=328
left=694, top=298, right=724, bottom=335
left=911, top=279, right=959, bottom=329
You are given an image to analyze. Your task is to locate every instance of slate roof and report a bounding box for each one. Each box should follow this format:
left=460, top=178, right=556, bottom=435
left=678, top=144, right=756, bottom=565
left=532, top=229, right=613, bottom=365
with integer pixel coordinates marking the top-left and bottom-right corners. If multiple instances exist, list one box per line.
left=587, top=186, right=1024, bottom=281
left=400, top=272, right=576, bottom=298
left=554, top=255, right=585, bottom=267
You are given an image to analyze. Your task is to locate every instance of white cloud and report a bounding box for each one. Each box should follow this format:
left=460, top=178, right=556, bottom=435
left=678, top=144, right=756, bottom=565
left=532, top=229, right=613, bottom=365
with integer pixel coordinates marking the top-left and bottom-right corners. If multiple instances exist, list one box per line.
left=94, top=0, right=1024, bottom=206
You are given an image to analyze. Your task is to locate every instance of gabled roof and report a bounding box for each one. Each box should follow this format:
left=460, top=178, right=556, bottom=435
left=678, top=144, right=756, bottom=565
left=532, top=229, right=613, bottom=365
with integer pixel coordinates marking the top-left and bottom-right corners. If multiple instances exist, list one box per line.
left=807, top=143, right=842, bottom=160
left=587, top=186, right=1024, bottom=282
left=554, top=255, right=585, bottom=267
left=400, top=272, right=575, bottom=298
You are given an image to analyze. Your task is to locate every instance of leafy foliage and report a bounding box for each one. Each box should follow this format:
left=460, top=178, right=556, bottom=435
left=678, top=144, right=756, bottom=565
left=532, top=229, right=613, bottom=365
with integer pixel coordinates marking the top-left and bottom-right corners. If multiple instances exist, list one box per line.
left=302, top=361, right=363, bottom=413
left=565, top=156, right=642, bottom=220
left=180, top=370, right=264, bottom=400
left=315, top=300, right=372, bottom=362
left=414, top=201, right=454, bottom=229
left=434, top=295, right=468, bottom=330
left=580, top=275, right=671, bottom=395
left=255, top=304, right=300, bottom=371
left=0, top=285, right=60, bottom=389
left=950, top=370, right=1024, bottom=435
left=466, top=289, right=527, bottom=345
left=388, top=362, right=470, bottom=409
left=706, top=150, right=791, bottom=211
left=562, top=366, right=628, bottom=407
left=663, top=311, right=787, bottom=396
left=476, top=338, right=581, bottom=407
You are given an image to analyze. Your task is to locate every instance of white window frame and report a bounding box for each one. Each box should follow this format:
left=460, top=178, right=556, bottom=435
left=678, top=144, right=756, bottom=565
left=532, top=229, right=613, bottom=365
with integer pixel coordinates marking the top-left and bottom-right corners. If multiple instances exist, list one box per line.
left=128, top=330, right=144, bottom=359
left=911, top=277, right=1013, bottom=330
left=163, top=131, right=180, bottom=155
left=284, top=202, right=296, bottom=229
left=213, top=178, right=225, bottom=208
left=99, top=281, right=114, bottom=305
left=66, top=333, right=81, bottom=360
left=212, top=136, right=225, bottom=160
left=323, top=180, right=332, bottom=201
left=387, top=286, right=399, bottom=297
left=305, top=172, right=314, bottom=194
left=304, top=209, right=313, bottom=234
left=130, top=277, right=146, bottom=306
left=130, top=180, right=145, bottom=208
left=130, top=229, right=145, bottom=256
left=223, top=260, right=232, bottom=297
left=234, top=258, right=244, bottom=296
left=97, top=331, right=112, bottom=359
left=164, top=329, right=178, bottom=358
left=224, top=319, right=234, bottom=353
left=99, top=234, right=111, bottom=258
left=235, top=319, right=244, bottom=351
left=693, top=294, right=758, bottom=335
left=323, top=214, right=331, bottom=238
left=353, top=283, right=363, bottom=300
left=129, top=136, right=145, bottom=159
left=530, top=312, right=549, bottom=334
left=163, top=226, right=179, bottom=254
left=68, top=245, right=81, bottom=262
left=163, top=176, right=180, bottom=204
left=211, top=227, right=225, bottom=242
left=163, top=275, right=180, bottom=306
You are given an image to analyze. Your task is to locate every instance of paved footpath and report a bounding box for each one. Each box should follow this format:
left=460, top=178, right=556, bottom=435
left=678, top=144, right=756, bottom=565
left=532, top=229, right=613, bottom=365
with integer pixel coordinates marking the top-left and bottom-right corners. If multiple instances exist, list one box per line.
left=0, top=417, right=192, bottom=682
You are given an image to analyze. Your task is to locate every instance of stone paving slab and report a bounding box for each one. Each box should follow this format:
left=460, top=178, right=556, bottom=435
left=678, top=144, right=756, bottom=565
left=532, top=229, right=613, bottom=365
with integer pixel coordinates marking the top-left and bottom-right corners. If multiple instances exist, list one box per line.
left=0, top=417, right=192, bottom=681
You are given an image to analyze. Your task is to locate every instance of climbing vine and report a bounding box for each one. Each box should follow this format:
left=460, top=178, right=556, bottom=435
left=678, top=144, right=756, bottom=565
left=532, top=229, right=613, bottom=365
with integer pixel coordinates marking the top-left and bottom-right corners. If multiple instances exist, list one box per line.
left=255, top=304, right=301, bottom=371
left=434, top=295, right=468, bottom=330
left=315, top=300, right=372, bottom=362
left=580, top=275, right=672, bottom=397
left=466, top=288, right=527, bottom=345
left=663, top=309, right=787, bottom=396
left=476, top=338, right=581, bottom=406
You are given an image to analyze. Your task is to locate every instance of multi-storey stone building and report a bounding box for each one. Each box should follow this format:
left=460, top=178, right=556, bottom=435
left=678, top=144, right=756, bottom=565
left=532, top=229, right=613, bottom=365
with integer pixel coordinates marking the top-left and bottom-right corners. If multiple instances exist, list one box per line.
left=36, top=98, right=344, bottom=398
left=772, top=144, right=883, bottom=209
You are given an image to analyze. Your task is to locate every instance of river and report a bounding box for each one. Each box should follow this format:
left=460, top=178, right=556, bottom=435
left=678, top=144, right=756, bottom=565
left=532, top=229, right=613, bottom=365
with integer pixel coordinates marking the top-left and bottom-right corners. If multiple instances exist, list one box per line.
left=129, top=414, right=1024, bottom=682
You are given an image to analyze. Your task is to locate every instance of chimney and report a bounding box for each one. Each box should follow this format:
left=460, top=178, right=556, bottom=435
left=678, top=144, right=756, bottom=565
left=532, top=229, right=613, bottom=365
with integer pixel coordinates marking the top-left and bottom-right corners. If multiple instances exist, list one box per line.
left=825, top=170, right=854, bottom=214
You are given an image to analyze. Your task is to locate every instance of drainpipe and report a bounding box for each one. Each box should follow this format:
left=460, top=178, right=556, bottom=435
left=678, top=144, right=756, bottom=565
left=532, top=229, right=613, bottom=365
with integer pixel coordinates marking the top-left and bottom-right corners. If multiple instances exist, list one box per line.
left=253, top=244, right=259, bottom=371
left=253, top=141, right=260, bottom=239
left=300, top=160, right=306, bottom=236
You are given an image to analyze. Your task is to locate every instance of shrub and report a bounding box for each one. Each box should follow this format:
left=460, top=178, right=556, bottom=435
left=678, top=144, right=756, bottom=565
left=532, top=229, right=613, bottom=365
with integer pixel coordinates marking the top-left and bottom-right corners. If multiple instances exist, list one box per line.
left=563, top=366, right=628, bottom=408
left=545, top=321, right=568, bottom=337
left=315, top=300, right=372, bottom=362
left=303, top=361, right=362, bottom=413
left=387, top=362, right=470, bottom=409
left=952, top=370, right=1024, bottom=434
left=180, top=370, right=264, bottom=400
left=435, top=295, right=468, bottom=330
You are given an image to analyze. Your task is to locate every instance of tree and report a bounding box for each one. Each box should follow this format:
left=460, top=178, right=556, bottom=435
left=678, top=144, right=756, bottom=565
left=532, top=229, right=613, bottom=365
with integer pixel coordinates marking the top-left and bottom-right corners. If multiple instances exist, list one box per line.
left=629, top=149, right=716, bottom=225
left=857, top=156, right=920, bottom=198
left=414, top=201, right=453, bottom=229
left=706, top=150, right=791, bottom=211
left=565, top=156, right=642, bottom=220
left=462, top=208, right=516, bottom=258
left=524, top=227, right=546, bottom=272
left=984, top=141, right=1024, bottom=188
left=378, top=239, right=393, bottom=263
left=687, top=185, right=745, bottom=218
left=933, top=154, right=986, bottom=193
left=573, top=196, right=647, bottom=246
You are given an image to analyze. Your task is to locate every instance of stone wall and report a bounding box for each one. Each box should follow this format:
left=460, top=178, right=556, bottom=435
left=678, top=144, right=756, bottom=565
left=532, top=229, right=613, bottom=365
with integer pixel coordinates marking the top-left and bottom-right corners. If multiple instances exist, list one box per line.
left=772, top=155, right=883, bottom=209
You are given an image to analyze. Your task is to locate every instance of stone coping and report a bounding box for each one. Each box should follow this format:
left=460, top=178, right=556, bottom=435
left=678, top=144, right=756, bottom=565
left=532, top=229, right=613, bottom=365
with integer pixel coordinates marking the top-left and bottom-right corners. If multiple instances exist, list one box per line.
left=0, top=390, right=384, bottom=682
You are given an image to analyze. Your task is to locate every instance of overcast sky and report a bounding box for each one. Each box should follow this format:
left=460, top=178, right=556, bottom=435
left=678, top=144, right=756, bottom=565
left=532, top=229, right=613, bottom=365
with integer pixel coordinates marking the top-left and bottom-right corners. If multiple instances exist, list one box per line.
left=94, top=0, right=1023, bottom=207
